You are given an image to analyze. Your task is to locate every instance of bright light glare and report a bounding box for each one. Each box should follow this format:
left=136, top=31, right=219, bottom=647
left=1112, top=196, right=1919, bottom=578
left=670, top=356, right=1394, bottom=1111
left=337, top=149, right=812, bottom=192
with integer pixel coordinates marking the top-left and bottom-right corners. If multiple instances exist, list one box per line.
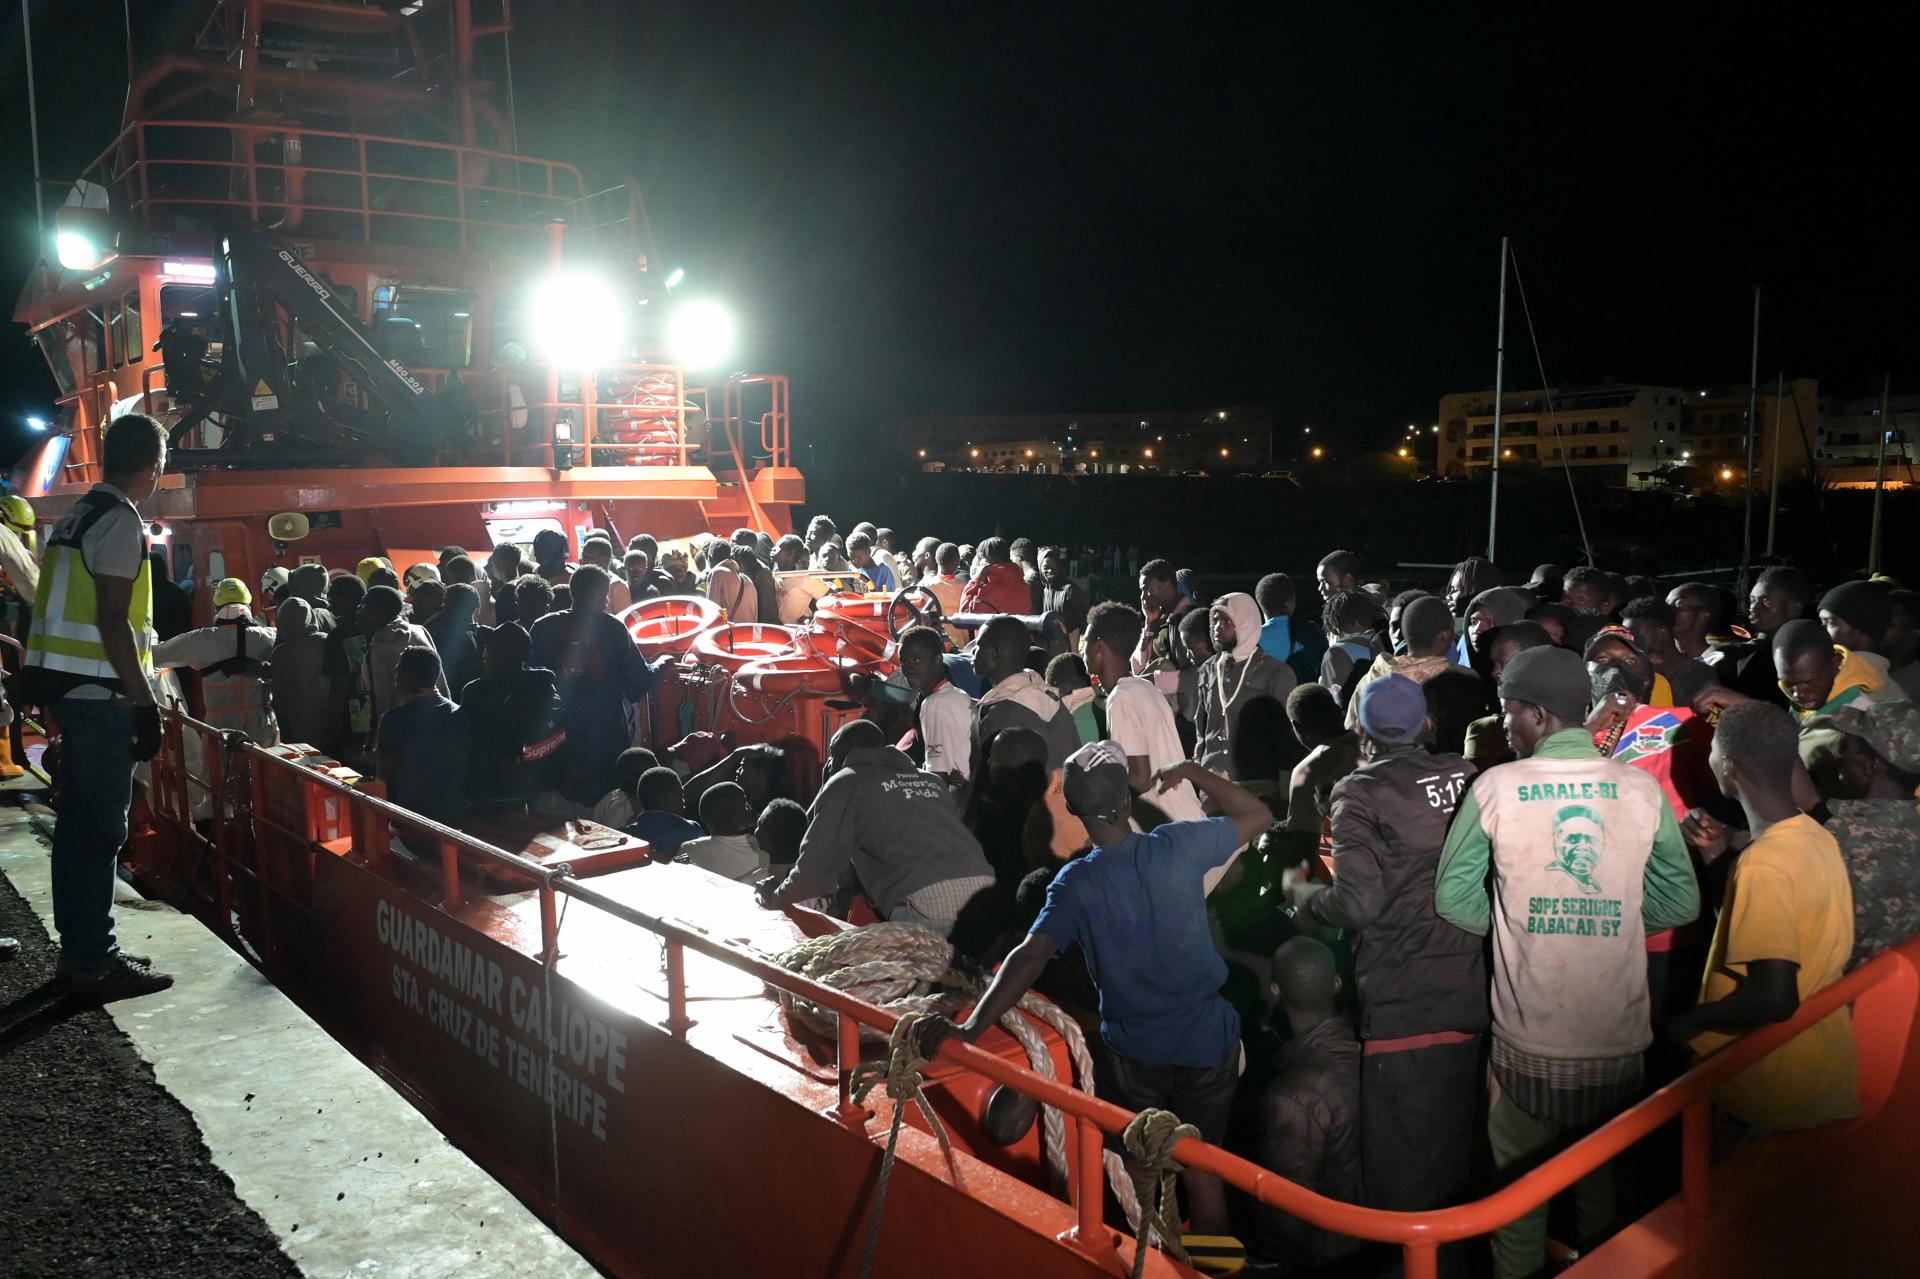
left=530, top=271, right=624, bottom=368
left=664, top=267, right=686, bottom=290
left=26, top=417, right=48, bottom=432
left=56, top=230, right=106, bottom=272
left=161, top=260, right=217, bottom=282
left=668, top=299, right=737, bottom=370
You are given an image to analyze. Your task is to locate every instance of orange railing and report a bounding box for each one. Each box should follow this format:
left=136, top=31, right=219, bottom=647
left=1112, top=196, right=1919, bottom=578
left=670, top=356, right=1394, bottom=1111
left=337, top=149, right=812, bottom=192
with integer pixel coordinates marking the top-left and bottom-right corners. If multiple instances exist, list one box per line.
left=78, top=119, right=643, bottom=260
left=136, top=709, right=1919, bottom=1278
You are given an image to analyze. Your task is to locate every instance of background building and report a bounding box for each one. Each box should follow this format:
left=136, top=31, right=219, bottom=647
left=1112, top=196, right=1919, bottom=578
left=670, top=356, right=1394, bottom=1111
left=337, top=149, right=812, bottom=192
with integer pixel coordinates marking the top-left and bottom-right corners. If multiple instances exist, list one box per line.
left=1818, top=391, right=1918, bottom=489
left=897, top=406, right=1274, bottom=475
left=1435, top=378, right=1820, bottom=491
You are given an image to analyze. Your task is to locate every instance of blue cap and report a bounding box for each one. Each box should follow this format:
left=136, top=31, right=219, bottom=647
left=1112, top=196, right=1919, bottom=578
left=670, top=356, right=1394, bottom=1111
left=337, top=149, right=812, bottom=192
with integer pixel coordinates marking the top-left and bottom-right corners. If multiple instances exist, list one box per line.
left=1358, top=673, right=1428, bottom=744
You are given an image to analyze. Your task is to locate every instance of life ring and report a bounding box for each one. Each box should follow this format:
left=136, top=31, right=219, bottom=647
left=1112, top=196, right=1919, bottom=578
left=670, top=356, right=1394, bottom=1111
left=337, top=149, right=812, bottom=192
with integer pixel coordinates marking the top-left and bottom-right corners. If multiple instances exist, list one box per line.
left=804, top=613, right=893, bottom=661
left=691, top=622, right=802, bottom=671
left=814, top=594, right=892, bottom=626
left=618, top=594, right=723, bottom=658
left=734, top=652, right=868, bottom=698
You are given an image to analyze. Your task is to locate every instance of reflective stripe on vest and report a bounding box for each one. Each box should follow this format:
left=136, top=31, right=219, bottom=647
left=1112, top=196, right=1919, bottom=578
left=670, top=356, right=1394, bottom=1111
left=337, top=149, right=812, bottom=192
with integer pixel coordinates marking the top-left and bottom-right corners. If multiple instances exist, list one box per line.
left=25, top=489, right=154, bottom=693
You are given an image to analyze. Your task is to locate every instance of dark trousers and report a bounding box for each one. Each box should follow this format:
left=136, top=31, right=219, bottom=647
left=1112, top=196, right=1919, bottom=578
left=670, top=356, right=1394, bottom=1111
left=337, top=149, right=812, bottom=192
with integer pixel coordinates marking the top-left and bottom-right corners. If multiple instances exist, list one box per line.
left=50, top=696, right=137, bottom=972
left=1361, top=1036, right=1481, bottom=1212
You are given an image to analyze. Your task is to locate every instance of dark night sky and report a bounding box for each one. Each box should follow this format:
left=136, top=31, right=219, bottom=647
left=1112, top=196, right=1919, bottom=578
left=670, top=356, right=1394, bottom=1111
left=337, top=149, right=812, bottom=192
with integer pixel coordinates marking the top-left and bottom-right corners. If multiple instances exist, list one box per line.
left=1, top=3, right=1912, bottom=467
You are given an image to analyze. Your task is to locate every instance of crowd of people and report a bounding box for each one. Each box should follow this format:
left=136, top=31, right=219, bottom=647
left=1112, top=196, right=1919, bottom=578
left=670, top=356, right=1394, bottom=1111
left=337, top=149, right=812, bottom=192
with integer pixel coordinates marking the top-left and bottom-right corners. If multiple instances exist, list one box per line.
left=12, top=413, right=1920, bottom=1277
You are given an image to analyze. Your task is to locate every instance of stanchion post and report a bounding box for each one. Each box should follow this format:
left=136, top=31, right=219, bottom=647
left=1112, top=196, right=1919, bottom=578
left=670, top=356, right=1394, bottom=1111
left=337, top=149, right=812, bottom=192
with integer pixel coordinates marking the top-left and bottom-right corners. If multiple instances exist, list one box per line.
left=1683, top=1099, right=1711, bottom=1219
left=830, top=1010, right=871, bottom=1130
left=664, top=939, right=693, bottom=1034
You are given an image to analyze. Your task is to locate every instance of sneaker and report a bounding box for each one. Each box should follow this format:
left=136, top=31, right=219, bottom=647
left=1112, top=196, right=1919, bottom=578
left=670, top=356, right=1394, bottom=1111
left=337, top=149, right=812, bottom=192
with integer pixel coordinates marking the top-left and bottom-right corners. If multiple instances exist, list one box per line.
left=55, top=949, right=151, bottom=982
left=0, top=936, right=18, bottom=962
left=69, top=956, right=175, bottom=1002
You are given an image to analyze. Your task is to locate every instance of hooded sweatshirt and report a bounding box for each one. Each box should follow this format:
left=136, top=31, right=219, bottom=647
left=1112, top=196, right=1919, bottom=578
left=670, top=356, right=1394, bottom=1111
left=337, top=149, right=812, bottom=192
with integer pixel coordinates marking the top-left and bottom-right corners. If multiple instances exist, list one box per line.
left=974, top=668, right=1083, bottom=773
left=1450, top=586, right=1533, bottom=669
left=270, top=597, right=330, bottom=747
left=770, top=746, right=994, bottom=915
left=1343, top=653, right=1472, bottom=730
left=1195, top=594, right=1298, bottom=781
left=959, top=560, right=1032, bottom=617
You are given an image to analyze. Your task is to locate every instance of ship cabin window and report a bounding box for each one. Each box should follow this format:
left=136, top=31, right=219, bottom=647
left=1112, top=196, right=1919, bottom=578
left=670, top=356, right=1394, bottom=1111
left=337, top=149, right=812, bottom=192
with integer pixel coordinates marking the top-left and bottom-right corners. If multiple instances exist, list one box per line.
left=109, top=291, right=144, bottom=367
left=373, top=285, right=475, bottom=370
left=160, top=284, right=216, bottom=330
left=70, top=307, right=107, bottom=379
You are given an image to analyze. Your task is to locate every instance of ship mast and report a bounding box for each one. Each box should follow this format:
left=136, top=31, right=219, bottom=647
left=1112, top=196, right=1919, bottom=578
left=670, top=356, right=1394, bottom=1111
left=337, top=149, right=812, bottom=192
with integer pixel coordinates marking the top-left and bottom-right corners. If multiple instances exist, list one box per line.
left=1487, top=235, right=1508, bottom=562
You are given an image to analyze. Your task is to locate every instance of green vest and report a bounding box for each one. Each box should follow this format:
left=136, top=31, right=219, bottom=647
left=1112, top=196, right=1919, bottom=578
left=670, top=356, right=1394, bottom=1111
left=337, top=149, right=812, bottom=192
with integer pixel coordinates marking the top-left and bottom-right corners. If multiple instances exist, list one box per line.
left=25, top=487, right=154, bottom=697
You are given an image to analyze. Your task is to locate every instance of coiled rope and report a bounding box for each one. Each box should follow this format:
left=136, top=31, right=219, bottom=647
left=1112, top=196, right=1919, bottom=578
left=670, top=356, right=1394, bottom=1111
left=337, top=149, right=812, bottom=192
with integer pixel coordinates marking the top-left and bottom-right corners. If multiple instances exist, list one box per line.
left=1121, top=1108, right=1199, bottom=1277
left=774, top=923, right=1190, bottom=1266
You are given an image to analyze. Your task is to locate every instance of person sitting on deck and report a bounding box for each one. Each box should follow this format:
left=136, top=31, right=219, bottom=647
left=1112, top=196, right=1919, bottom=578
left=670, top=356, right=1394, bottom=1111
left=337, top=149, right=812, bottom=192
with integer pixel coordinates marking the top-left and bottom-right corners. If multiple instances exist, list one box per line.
left=676, top=783, right=771, bottom=883
left=918, top=747, right=1274, bottom=1244
left=756, top=719, right=996, bottom=936
left=754, top=797, right=809, bottom=872
left=1247, top=937, right=1364, bottom=1274
left=377, top=646, right=469, bottom=829
left=898, top=624, right=973, bottom=784
left=847, top=530, right=895, bottom=594
left=591, top=747, right=660, bottom=829
left=623, top=767, right=706, bottom=859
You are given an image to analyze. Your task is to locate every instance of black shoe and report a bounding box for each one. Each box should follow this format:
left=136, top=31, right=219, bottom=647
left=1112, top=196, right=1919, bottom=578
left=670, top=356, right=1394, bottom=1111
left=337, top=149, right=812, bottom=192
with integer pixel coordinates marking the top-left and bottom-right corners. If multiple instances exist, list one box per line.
left=55, top=949, right=151, bottom=981
left=69, top=956, right=175, bottom=1002
left=0, top=936, right=17, bottom=962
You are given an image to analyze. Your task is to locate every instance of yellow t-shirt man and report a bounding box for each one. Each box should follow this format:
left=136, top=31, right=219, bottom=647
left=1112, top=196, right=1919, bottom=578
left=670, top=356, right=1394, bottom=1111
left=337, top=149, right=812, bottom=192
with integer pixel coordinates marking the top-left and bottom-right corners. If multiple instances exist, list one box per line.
left=1693, top=814, right=1859, bottom=1129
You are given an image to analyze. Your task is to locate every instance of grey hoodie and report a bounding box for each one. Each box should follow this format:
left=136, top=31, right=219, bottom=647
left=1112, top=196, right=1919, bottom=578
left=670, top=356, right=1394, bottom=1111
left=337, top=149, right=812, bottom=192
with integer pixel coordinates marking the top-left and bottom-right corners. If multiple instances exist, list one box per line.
left=772, top=746, right=993, bottom=915
left=972, top=668, right=1082, bottom=774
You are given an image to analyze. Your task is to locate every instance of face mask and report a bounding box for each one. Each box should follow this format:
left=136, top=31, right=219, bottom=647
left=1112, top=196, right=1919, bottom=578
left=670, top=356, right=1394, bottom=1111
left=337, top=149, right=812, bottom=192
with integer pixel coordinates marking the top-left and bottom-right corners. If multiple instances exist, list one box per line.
left=1590, top=662, right=1648, bottom=706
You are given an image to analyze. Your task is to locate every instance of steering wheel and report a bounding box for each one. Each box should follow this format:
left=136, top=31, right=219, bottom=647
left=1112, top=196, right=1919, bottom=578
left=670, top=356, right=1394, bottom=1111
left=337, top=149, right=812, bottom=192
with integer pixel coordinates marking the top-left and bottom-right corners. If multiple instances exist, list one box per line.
left=887, top=584, right=945, bottom=638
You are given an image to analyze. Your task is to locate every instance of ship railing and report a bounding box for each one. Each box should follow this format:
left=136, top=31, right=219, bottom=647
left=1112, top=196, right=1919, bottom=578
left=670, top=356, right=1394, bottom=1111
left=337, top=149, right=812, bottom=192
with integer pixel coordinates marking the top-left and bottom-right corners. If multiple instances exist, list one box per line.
left=143, top=709, right=1919, bottom=1278
left=76, top=119, right=641, bottom=258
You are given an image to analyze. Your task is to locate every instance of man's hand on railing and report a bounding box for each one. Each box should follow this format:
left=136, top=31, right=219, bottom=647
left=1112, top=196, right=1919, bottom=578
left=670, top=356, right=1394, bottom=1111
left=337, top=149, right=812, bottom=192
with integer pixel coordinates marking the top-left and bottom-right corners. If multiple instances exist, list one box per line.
left=913, top=1013, right=972, bottom=1062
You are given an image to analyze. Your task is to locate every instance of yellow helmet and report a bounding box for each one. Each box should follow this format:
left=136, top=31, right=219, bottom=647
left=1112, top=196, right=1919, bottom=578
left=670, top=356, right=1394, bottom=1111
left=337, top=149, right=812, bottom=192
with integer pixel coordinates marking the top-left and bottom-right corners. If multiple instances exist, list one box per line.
left=355, top=555, right=393, bottom=584
left=212, top=578, right=252, bottom=608
left=1, top=494, right=33, bottom=534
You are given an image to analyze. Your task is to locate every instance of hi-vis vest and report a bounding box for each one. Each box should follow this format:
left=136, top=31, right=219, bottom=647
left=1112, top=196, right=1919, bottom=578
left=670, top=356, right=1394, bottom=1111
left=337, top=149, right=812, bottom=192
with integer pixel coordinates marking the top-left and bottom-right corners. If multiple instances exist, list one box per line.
left=25, top=487, right=154, bottom=698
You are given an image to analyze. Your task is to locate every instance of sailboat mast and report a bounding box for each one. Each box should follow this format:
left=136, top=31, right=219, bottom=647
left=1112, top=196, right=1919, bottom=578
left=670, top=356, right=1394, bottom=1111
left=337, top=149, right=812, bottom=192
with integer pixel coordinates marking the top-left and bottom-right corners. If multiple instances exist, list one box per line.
left=1487, top=236, right=1508, bottom=561
left=1869, top=373, right=1891, bottom=574
left=1740, top=285, right=1761, bottom=569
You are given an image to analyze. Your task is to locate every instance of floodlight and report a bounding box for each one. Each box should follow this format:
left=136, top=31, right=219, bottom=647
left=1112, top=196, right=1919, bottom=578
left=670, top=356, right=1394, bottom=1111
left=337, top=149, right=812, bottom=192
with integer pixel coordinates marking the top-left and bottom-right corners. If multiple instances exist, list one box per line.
left=529, top=271, right=624, bottom=368
left=27, top=417, right=48, bottom=432
left=664, top=267, right=686, bottom=290
left=668, top=299, right=737, bottom=371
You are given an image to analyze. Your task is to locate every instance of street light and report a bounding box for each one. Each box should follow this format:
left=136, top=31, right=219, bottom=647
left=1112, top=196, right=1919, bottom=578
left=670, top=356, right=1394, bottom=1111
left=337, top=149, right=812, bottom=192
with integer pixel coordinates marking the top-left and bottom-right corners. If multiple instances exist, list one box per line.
left=1311, top=445, right=1324, bottom=458
left=1398, top=447, right=1409, bottom=457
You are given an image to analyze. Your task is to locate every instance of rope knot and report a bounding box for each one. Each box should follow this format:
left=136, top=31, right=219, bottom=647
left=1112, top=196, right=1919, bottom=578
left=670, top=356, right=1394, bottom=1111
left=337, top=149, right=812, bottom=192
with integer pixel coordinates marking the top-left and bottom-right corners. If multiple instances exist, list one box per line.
left=1121, top=1107, right=1199, bottom=1277
left=849, top=1011, right=951, bottom=1147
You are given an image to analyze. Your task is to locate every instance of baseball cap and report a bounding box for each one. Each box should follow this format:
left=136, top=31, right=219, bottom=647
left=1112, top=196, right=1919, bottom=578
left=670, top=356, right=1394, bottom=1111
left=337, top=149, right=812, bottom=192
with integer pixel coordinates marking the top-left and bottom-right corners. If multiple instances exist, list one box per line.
left=1358, top=674, right=1428, bottom=744
left=1062, top=739, right=1131, bottom=822
left=1582, top=624, right=1647, bottom=660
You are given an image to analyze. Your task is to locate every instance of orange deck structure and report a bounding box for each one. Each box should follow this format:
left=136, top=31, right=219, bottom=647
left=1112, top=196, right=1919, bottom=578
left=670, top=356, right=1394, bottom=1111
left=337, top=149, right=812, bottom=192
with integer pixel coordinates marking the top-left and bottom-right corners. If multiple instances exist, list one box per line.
left=120, top=708, right=1920, bottom=1279
left=12, top=0, right=800, bottom=618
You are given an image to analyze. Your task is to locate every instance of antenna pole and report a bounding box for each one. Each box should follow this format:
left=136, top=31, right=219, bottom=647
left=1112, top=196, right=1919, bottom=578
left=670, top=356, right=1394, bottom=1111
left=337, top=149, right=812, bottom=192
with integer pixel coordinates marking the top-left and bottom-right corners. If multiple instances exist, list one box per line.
left=1764, top=372, right=1785, bottom=557
left=1740, top=285, right=1761, bottom=569
left=1488, top=236, right=1508, bottom=562
left=21, top=0, right=46, bottom=248
left=1869, top=373, right=1891, bottom=575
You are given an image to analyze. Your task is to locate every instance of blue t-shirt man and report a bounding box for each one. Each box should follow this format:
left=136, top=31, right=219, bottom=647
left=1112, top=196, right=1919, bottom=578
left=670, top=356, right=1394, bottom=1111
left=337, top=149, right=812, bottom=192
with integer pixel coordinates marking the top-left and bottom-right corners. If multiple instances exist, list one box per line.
left=1032, top=816, right=1242, bottom=1068
left=625, top=809, right=706, bottom=858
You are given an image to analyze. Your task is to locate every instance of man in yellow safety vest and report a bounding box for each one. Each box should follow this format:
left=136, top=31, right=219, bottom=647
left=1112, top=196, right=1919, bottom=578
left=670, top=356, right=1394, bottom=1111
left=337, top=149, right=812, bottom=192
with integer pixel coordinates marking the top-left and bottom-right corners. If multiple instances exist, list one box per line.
left=24, top=413, right=174, bottom=1000
left=0, top=492, right=40, bottom=779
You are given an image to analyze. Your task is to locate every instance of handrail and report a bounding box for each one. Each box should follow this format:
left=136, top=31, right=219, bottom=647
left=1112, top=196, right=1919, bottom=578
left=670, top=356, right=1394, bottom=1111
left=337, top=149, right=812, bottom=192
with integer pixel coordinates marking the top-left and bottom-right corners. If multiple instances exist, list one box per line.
left=144, top=716, right=1916, bottom=1278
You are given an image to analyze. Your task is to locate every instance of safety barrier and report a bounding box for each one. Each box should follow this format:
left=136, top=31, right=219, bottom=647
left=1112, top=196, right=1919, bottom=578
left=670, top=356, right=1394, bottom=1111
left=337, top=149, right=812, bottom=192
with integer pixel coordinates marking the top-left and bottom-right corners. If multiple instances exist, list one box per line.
left=78, top=119, right=639, bottom=260
left=136, top=709, right=1919, bottom=1278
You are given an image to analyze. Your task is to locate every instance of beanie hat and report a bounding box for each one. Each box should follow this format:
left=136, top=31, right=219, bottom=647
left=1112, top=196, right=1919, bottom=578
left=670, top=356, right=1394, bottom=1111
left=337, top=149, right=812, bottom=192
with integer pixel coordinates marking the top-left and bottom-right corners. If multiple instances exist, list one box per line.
left=1819, top=580, right=1894, bottom=646
left=1358, top=674, right=1428, bottom=745
left=1063, top=739, right=1132, bottom=822
left=1498, top=645, right=1592, bottom=722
